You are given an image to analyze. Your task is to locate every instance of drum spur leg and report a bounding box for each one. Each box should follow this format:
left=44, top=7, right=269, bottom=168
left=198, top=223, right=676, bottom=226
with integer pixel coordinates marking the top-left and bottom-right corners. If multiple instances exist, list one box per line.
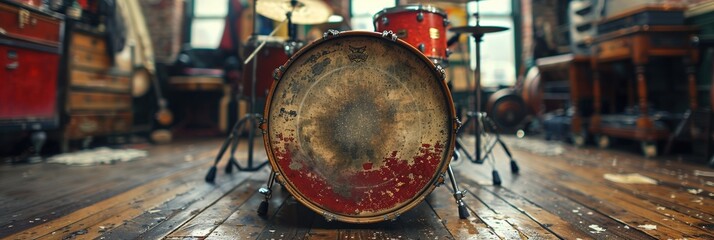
left=446, top=165, right=469, bottom=219
left=257, top=171, right=277, bottom=216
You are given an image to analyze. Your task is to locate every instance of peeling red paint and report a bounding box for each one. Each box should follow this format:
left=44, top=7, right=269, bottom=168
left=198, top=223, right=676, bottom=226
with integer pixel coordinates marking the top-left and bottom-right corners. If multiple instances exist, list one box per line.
left=272, top=132, right=444, bottom=216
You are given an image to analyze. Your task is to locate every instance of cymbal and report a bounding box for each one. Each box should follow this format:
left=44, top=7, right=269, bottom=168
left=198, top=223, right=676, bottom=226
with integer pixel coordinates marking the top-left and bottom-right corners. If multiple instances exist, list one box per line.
left=449, top=25, right=509, bottom=34
left=256, top=0, right=333, bottom=25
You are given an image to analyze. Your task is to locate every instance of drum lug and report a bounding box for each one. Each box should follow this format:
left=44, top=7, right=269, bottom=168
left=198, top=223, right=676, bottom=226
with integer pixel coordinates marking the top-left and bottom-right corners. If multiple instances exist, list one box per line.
left=258, top=118, right=268, bottom=133
left=435, top=64, right=446, bottom=81
left=435, top=172, right=446, bottom=186
left=443, top=18, right=450, bottom=27
left=322, top=29, right=340, bottom=39
left=381, top=30, right=398, bottom=41
left=417, top=12, right=424, bottom=22
left=381, top=16, right=389, bottom=26
left=273, top=66, right=285, bottom=81
left=454, top=117, right=463, bottom=132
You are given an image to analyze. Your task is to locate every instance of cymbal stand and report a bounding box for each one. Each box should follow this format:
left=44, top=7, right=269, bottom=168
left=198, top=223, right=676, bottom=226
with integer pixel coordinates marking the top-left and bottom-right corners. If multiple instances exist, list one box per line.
left=204, top=7, right=289, bottom=183
left=454, top=10, right=520, bottom=186
left=283, top=0, right=302, bottom=56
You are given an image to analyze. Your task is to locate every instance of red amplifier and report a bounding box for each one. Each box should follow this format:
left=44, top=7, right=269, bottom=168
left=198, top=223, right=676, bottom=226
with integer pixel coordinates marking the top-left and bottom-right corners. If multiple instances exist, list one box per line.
left=0, top=0, right=63, bottom=131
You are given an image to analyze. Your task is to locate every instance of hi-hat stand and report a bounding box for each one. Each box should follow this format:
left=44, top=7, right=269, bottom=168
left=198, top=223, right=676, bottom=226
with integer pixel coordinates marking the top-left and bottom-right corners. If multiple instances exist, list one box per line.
left=450, top=7, right=520, bottom=186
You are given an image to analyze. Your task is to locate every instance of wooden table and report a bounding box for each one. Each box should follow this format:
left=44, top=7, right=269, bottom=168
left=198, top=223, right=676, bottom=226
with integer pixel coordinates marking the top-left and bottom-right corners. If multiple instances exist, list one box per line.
left=590, top=25, right=699, bottom=156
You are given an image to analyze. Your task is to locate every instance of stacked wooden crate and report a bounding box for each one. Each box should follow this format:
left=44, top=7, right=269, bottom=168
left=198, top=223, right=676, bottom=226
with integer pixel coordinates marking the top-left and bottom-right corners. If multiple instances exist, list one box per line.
left=62, top=25, right=133, bottom=149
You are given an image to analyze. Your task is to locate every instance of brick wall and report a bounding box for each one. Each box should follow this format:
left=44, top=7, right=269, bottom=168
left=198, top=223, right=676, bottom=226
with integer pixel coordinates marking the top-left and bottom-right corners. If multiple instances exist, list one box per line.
left=138, top=0, right=185, bottom=64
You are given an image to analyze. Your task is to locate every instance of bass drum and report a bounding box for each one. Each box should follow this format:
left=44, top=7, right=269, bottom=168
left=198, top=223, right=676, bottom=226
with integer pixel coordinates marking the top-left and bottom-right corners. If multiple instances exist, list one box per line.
left=263, top=31, right=456, bottom=223
left=521, top=66, right=543, bottom=116
left=486, top=88, right=527, bottom=131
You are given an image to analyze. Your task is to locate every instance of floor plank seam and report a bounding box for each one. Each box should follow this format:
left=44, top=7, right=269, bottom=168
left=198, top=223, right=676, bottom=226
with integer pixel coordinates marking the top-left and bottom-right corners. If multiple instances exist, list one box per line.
left=165, top=171, right=269, bottom=238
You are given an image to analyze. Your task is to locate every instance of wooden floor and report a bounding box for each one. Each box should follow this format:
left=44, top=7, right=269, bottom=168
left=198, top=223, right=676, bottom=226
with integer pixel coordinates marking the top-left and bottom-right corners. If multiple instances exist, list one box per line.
left=1, top=135, right=713, bottom=239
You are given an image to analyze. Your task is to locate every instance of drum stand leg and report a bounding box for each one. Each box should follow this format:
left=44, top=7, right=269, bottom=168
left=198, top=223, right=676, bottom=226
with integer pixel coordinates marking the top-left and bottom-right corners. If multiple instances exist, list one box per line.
left=257, top=171, right=277, bottom=216
left=204, top=34, right=271, bottom=183
left=455, top=113, right=520, bottom=186
left=204, top=113, right=269, bottom=183
left=446, top=164, right=469, bottom=219
left=483, top=115, right=520, bottom=174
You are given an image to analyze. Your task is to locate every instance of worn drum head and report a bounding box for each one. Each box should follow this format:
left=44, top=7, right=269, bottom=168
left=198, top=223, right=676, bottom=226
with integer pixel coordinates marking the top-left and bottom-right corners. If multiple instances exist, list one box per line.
left=264, top=31, right=455, bottom=223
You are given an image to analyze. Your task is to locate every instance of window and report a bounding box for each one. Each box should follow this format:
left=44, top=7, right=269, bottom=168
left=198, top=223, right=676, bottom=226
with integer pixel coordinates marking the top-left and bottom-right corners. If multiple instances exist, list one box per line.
left=467, top=1, right=516, bottom=88
left=350, top=0, right=396, bottom=31
left=190, top=0, right=229, bottom=48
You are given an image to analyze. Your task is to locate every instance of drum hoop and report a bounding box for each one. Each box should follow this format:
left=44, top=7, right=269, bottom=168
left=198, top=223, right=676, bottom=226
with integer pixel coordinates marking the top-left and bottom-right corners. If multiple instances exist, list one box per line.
left=261, top=31, right=457, bottom=223
left=373, top=4, right=447, bottom=21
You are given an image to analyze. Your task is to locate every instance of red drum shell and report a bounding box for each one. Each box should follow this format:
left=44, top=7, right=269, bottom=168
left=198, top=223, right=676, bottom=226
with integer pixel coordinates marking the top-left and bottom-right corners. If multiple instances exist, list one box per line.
left=374, top=5, right=448, bottom=66
left=263, top=31, right=456, bottom=223
left=241, top=36, right=289, bottom=98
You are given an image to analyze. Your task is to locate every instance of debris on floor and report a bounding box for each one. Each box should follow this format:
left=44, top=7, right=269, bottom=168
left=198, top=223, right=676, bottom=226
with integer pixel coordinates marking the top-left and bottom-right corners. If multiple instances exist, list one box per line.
left=694, top=170, right=714, bottom=178
left=638, top=224, right=657, bottom=230
left=48, top=147, right=147, bottom=166
left=588, top=224, right=606, bottom=233
left=603, top=173, right=657, bottom=185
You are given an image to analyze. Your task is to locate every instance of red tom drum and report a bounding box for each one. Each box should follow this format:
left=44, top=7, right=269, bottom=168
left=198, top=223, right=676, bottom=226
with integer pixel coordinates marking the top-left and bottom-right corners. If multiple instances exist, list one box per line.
left=374, top=5, right=450, bottom=67
left=241, top=36, right=290, bottom=98
left=263, top=31, right=456, bottom=223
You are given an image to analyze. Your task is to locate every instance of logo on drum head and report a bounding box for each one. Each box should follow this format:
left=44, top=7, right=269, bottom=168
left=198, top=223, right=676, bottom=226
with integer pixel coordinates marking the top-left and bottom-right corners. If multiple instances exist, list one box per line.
left=348, top=45, right=368, bottom=63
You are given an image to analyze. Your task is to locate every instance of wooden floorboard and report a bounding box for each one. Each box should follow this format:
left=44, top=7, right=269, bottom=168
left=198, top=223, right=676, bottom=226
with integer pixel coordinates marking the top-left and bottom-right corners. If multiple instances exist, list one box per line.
left=0, top=141, right=220, bottom=238
left=425, top=186, right=499, bottom=239
left=205, top=178, right=290, bottom=239
left=1, top=135, right=713, bottom=239
left=303, top=201, right=454, bottom=240
left=166, top=178, right=265, bottom=238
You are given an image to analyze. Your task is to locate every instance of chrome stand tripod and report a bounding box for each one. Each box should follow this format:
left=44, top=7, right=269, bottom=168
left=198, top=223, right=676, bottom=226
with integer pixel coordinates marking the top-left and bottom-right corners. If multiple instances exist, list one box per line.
left=204, top=0, right=288, bottom=184
left=450, top=9, right=520, bottom=186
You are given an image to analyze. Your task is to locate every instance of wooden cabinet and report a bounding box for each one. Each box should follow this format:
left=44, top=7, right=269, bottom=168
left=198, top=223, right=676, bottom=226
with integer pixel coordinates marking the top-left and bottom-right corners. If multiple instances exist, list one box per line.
left=590, top=25, right=698, bottom=156
left=534, top=54, right=593, bottom=145
left=61, top=25, right=133, bottom=149
left=0, top=0, right=63, bottom=132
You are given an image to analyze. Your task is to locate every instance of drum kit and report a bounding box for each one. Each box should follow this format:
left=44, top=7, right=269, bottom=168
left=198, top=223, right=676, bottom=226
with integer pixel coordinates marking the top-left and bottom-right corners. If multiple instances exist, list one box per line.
left=204, top=0, right=521, bottom=223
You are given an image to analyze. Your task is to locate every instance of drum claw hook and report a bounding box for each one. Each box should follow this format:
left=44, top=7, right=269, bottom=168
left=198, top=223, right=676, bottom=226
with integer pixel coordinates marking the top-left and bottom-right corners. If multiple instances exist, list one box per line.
left=273, top=66, right=285, bottom=81
left=323, top=29, right=341, bottom=39
left=381, top=30, right=398, bottom=41
left=435, top=65, right=446, bottom=81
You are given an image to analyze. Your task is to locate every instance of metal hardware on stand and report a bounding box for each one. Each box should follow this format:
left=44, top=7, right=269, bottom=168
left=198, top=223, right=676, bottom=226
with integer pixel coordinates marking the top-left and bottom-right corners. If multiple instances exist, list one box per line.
left=450, top=4, right=520, bottom=186
left=446, top=160, right=469, bottom=219
left=204, top=1, right=289, bottom=184
left=253, top=0, right=302, bottom=216
left=257, top=171, right=277, bottom=216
